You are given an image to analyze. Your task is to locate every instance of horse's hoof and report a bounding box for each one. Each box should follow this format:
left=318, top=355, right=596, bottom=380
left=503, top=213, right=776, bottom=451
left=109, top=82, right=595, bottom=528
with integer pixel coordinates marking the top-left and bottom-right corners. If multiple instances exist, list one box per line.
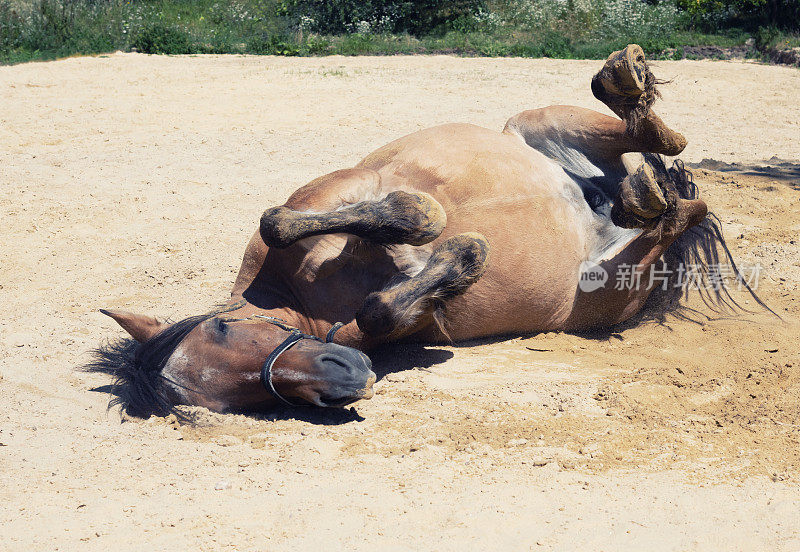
left=593, top=44, right=647, bottom=100
left=612, top=164, right=667, bottom=228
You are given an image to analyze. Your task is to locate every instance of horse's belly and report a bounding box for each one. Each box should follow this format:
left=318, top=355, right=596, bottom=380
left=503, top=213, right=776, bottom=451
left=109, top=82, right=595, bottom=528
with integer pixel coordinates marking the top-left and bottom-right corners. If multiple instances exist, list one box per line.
left=361, top=124, right=592, bottom=338
left=436, top=208, right=585, bottom=340
left=362, top=123, right=573, bottom=201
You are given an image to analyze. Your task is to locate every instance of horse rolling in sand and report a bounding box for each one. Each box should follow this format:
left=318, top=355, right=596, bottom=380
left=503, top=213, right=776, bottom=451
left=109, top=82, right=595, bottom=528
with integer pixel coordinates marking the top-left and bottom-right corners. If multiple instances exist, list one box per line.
left=88, top=45, right=762, bottom=417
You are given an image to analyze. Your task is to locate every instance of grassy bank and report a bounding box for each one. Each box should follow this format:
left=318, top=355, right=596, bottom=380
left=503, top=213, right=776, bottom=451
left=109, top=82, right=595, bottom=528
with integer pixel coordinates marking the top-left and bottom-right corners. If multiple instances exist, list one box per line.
left=1, top=0, right=797, bottom=65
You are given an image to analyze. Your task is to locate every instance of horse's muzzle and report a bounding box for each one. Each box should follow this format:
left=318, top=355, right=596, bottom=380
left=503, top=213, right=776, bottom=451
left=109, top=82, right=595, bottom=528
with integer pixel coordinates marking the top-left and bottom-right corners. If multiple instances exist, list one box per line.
left=312, top=344, right=375, bottom=407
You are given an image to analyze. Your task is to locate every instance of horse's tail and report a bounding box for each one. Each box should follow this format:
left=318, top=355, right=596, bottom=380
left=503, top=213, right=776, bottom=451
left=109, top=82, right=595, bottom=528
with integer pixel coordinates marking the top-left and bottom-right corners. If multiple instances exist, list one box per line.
left=637, top=154, right=777, bottom=323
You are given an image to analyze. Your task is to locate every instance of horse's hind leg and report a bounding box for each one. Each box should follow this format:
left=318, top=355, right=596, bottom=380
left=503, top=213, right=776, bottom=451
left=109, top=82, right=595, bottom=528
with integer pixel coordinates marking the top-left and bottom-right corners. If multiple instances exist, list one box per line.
left=610, top=160, right=669, bottom=227
left=356, top=233, right=490, bottom=338
left=591, top=44, right=687, bottom=156
left=260, top=170, right=446, bottom=248
left=566, top=191, right=708, bottom=329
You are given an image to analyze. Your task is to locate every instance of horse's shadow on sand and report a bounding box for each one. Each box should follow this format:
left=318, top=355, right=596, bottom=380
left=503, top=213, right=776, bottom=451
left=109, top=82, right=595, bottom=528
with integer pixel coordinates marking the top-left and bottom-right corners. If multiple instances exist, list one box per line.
left=258, top=328, right=633, bottom=425
left=370, top=342, right=455, bottom=380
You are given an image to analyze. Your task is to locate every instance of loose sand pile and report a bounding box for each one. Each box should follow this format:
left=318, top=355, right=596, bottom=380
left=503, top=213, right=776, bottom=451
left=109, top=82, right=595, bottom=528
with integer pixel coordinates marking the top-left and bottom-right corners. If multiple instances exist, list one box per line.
left=1, top=54, right=799, bottom=551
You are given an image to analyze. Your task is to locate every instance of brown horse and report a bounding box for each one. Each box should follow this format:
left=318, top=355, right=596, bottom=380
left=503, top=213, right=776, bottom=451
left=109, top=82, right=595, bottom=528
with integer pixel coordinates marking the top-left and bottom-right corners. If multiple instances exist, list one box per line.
left=87, top=45, right=761, bottom=417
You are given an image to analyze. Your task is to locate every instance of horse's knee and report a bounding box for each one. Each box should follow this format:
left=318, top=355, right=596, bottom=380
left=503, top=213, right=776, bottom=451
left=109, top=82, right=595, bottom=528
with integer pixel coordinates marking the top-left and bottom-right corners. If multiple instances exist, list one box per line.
left=370, top=191, right=446, bottom=245
left=356, top=232, right=490, bottom=337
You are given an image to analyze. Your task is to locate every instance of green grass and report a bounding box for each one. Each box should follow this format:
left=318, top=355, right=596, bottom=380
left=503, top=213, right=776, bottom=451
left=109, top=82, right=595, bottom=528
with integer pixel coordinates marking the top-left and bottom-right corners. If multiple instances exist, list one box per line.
left=0, top=0, right=793, bottom=65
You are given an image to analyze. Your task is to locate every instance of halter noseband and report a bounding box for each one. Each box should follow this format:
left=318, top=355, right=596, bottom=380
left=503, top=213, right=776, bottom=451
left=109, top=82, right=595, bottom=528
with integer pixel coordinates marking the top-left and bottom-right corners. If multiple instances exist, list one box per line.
left=219, top=313, right=344, bottom=406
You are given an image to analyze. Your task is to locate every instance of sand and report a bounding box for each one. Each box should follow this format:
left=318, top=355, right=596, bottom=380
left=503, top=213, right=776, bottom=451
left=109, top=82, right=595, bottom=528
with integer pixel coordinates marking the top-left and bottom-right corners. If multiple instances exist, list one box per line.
left=1, top=53, right=799, bottom=551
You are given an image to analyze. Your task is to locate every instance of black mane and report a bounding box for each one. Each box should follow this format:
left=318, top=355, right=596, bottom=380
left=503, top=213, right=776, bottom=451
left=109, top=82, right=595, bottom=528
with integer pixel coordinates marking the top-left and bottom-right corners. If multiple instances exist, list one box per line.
left=84, top=313, right=214, bottom=419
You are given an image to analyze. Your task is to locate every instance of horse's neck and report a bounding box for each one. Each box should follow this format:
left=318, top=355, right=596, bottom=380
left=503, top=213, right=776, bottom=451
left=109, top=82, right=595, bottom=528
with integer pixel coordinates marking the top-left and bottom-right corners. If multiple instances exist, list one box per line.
left=226, top=284, right=316, bottom=335
left=238, top=237, right=397, bottom=321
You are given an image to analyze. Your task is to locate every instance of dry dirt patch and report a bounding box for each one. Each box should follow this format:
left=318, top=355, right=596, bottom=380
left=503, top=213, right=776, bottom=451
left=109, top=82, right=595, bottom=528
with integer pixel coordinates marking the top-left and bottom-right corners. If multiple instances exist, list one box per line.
left=1, top=54, right=800, bottom=551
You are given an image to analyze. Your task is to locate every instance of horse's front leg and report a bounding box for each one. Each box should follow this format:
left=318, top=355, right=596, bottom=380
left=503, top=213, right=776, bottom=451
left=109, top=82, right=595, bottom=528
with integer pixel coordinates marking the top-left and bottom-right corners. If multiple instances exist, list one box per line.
left=356, top=233, right=490, bottom=339
left=260, top=168, right=446, bottom=248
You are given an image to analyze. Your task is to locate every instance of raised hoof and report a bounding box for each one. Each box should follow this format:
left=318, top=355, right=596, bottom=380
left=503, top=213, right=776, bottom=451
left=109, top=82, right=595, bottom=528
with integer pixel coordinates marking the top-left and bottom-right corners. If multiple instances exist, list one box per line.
left=612, top=164, right=667, bottom=228
left=593, top=44, right=647, bottom=100
left=382, top=191, right=447, bottom=246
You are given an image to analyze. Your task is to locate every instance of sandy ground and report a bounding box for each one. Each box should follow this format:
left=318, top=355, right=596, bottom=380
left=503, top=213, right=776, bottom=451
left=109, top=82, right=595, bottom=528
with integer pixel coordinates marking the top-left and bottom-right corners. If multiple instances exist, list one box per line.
left=1, top=53, right=800, bottom=551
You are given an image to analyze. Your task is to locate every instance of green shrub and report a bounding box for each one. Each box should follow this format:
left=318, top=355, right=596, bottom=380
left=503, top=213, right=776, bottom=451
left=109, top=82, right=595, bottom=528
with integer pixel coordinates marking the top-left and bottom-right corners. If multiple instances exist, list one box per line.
left=1, top=0, right=129, bottom=59
left=247, top=32, right=300, bottom=54
left=539, top=30, right=572, bottom=57
left=132, top=22, right=193, bottom=54
left=0, top=2, right=24, bottom=50
left=278, top=0, right=486, bottom=35
left=677, top=0, right=800, bottom=31
left=0, top=0, right=787, bottom=65
left=754, top=24, right=780, bottom=47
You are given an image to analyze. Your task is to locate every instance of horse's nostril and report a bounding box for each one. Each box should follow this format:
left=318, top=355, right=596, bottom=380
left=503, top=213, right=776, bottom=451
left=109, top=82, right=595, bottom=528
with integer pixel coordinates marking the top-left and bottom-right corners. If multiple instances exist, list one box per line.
left=318, top=344, right=372, bottom=370
left=317, top=354, right=349, bottom=369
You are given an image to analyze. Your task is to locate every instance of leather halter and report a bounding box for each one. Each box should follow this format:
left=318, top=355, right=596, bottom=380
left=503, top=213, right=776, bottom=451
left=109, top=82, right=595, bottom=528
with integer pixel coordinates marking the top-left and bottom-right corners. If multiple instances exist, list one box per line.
left=219, top=312, right=344, bottom=406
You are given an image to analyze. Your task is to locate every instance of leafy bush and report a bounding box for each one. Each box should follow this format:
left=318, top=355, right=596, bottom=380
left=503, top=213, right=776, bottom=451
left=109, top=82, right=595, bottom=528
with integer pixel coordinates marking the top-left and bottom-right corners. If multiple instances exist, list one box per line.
left=0, top=0, right=127, bottom=59
left=278, top=0, right=486, bottom=35
left=677, top=0, right=800, bottom=31
left=754, top=23, right=780, bottom=47
left=1, top=0, right=794, bottom=65
left=132, top=22, right=193, bottom=54
left=247, top=32, right=300, bottom=54
left=0, top=2, right=24, bottom=50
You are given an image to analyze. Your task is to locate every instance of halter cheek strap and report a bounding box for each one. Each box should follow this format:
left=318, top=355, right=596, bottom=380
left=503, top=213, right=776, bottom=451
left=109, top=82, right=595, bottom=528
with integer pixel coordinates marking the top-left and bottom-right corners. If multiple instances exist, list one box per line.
left=260, top=330, right=306, bottom=406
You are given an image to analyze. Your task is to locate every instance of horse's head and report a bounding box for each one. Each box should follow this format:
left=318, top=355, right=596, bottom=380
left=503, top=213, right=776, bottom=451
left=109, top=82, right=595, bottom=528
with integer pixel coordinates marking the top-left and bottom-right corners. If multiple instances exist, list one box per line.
left=90, top=308, right=376, bottom=418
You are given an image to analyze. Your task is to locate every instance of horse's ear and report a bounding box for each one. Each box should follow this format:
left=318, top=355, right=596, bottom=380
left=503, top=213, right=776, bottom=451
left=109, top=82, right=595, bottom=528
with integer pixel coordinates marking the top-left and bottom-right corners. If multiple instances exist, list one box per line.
left=100, top=309, right=166, bottom=343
